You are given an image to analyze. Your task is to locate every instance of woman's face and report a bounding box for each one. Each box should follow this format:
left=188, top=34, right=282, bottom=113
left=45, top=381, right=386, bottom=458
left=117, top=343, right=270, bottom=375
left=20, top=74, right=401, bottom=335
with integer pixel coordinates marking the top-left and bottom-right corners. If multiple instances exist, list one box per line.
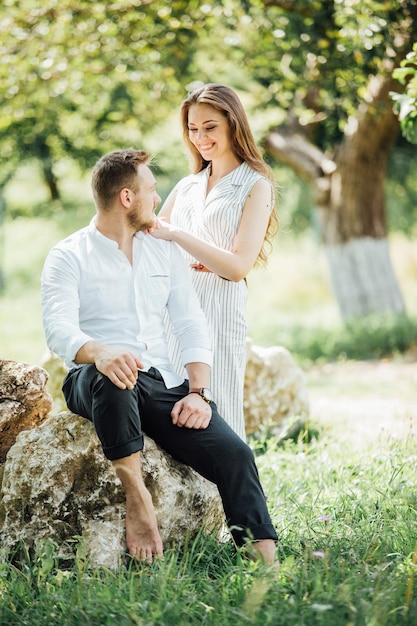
left=187, top=103, right=233, bottom=161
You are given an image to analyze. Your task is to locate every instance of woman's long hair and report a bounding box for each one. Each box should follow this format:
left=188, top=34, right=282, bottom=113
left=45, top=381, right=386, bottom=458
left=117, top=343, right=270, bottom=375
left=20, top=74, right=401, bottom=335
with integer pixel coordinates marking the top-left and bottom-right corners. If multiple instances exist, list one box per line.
left=180, top=83, right=278, bottom=264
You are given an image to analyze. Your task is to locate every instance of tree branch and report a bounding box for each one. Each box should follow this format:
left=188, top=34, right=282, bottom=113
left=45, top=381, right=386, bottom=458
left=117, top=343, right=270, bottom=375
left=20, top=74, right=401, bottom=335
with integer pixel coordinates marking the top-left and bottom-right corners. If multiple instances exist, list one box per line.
left=263, top=132, right=336, bottom=183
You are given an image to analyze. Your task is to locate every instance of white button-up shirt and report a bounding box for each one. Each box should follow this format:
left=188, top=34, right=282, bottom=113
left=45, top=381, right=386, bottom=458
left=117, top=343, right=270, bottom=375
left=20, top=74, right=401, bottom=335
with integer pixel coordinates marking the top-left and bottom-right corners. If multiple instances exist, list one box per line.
left=41, top=218, right=213, bottom=388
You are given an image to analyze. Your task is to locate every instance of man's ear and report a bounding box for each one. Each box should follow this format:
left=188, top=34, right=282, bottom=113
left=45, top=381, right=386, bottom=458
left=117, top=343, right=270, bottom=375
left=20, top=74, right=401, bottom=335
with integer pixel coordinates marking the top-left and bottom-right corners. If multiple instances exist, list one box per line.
left=119, top=188, right=132, bottom=208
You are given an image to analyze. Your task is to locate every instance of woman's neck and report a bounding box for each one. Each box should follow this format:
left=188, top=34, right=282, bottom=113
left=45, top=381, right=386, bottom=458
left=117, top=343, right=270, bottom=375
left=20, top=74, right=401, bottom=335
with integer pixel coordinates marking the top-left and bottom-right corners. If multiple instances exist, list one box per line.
left=209, top=155, right=242, bottom=184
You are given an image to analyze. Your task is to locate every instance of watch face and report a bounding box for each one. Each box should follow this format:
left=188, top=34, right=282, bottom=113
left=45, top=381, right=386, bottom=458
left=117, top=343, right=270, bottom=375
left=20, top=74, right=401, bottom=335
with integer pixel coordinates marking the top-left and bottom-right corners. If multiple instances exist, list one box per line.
left=201, top=388, right=213, bottom=403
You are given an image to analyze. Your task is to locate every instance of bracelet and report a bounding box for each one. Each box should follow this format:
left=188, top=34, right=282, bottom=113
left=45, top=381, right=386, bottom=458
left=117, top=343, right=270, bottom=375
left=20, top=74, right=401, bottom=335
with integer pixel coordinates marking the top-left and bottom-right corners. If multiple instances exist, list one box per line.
left=187, top=388, right=213, bottom=404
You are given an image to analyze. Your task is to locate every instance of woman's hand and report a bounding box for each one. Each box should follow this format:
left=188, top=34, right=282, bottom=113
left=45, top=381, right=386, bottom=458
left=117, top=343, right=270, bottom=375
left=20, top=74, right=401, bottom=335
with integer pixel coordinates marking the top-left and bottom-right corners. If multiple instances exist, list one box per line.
left=148, top=217, right=177, bottom=241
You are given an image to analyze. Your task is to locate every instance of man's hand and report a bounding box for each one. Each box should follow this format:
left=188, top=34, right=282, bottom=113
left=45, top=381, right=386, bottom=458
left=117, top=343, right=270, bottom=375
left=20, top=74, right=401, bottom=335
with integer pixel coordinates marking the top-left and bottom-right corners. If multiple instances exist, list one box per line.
left=171, top=393, right=212, bottom=429
left=95, top=346, right=144, bottom=390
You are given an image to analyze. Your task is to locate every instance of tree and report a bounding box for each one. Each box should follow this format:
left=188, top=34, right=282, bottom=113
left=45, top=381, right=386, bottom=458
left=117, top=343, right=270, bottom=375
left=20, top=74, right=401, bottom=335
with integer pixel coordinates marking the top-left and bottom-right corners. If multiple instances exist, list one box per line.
left=0, top=0, right=211, bottom=196
left=2, top=0, right=416, bottom=317
left=237, top=0, right=417, bottom=319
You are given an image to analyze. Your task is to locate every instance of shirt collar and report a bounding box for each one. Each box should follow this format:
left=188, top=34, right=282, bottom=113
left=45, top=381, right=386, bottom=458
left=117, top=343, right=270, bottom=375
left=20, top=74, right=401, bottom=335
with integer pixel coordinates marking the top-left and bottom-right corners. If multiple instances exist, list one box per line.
left=192, top=161, right=248, bottom=186
left=88, top=216, right=144, bottom=248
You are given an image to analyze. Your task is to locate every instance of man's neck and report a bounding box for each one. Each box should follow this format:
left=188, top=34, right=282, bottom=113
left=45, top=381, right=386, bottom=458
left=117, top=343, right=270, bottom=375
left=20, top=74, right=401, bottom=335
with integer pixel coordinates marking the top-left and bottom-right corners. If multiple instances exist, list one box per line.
left=95, top=213, right=135, bottom=264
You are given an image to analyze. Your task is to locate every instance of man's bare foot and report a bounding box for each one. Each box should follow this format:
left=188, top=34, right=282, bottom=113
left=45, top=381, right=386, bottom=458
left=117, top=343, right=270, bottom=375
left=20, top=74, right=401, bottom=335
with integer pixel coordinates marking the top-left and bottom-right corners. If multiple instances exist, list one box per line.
left=125, top=487, right=163, bottom=563
left=112, top=452, right=164, bottom=564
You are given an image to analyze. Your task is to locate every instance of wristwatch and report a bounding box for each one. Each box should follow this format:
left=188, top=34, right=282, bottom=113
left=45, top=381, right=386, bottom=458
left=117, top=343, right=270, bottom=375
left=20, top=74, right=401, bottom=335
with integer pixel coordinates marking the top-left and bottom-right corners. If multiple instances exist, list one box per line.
left=188, top=387, right=213, bottom=404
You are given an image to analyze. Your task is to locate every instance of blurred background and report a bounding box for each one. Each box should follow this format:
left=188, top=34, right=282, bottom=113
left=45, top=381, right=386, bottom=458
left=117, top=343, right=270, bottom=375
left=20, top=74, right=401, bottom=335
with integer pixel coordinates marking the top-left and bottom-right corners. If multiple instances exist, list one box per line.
left=1, top=0, right=417, bottom=368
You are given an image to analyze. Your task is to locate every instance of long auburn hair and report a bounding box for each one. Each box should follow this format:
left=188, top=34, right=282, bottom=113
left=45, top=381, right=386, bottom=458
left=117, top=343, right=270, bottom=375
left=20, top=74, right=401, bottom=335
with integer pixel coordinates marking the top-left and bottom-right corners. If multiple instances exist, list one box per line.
left=180, top=83, right=278, bottom=264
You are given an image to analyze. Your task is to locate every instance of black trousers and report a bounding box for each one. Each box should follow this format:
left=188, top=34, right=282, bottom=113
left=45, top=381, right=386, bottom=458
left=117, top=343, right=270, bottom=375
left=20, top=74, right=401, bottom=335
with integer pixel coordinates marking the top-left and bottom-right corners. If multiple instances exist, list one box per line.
left=62, top=366, right=278, bottom=546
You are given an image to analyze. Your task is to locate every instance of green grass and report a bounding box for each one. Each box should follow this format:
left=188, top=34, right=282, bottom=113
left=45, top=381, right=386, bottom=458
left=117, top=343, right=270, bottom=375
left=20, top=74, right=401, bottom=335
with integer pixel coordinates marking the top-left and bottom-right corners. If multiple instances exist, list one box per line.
left=1, top=431, right=417, bottom=625
left=1, top=212, right=94, bottom=365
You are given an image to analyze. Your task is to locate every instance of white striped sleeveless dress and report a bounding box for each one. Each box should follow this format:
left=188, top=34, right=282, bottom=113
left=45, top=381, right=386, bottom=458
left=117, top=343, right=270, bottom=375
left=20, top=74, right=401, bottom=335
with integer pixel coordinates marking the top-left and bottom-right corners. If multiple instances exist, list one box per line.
left=167, top=162, right=267, bottom=441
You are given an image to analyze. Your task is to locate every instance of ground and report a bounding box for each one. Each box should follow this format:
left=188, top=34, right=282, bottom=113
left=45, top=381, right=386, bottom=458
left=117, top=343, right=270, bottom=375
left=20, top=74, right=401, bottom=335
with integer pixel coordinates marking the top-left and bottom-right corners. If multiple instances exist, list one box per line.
left=305, top=350, right=417, bottom=449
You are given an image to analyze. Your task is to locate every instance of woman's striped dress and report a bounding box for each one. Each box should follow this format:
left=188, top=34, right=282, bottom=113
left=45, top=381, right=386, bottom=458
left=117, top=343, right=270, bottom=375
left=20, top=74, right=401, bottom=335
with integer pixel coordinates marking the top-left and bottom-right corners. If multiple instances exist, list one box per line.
left=166, top=162, right=268, bottom=441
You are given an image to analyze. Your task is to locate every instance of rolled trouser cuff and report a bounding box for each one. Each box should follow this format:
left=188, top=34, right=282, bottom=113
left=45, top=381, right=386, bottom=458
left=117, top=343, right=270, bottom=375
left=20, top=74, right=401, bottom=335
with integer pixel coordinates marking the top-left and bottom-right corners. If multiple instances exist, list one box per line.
left=230, top=522, right=278, bottom=547
left=102, top=434, right=144, bottom=461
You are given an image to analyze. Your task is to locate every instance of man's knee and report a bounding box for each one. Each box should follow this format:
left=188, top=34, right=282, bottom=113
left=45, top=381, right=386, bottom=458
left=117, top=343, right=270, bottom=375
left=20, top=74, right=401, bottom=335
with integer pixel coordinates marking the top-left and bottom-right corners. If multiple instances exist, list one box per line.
left=230, top=438, right=255, bottom=466
left=212, top=421, right=254, bottom=466
left=92, top=373, right=137, bottom=408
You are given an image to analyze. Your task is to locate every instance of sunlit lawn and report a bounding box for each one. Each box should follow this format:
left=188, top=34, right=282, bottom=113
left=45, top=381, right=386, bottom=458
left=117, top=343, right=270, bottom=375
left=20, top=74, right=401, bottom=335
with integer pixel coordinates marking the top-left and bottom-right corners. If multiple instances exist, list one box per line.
left=247, top=230, right=417, bottom=348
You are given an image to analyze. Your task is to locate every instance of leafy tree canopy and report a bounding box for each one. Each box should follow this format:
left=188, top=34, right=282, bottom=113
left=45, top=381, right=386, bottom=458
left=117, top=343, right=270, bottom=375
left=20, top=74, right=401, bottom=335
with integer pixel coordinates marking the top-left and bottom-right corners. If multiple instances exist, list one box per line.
left=1, top=0, right=416, bottom=187
left=0, top=0, right=239, bottom=178
left=237, top=0, right=417, bottom=149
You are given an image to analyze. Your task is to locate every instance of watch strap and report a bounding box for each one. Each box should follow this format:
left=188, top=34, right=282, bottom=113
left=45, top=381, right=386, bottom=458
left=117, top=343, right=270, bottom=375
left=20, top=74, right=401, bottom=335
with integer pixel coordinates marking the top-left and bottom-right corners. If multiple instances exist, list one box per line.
left=188, top=388, right=212, bottom=403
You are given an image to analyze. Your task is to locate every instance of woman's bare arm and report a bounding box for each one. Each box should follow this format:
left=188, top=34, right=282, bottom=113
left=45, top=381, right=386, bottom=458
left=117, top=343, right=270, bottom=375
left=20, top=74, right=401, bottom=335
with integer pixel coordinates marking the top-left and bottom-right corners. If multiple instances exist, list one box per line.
left=151, top=178, right=273, bottom=281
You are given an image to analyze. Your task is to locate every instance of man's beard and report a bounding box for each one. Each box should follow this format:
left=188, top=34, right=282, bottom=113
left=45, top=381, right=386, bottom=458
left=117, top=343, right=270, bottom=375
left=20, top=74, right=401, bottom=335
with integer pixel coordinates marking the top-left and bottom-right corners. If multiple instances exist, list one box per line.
left=127, top=204, right=154, bottom=232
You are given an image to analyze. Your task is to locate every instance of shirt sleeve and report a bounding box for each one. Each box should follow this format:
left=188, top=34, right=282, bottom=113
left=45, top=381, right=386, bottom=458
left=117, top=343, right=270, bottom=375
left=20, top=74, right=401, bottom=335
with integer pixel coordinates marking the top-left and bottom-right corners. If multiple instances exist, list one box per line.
left=166, top=243, right=213, bottom=368
left=41, top=246, right=93, bottom=369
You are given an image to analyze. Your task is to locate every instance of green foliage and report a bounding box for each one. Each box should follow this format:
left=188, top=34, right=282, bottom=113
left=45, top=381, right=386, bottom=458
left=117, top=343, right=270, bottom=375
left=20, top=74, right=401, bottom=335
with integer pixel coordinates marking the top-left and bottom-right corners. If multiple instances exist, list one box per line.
left=283, top=314, right=417, bottom=364
left=392, top=43, right=417, bottom=144
left=0, top=0, right=242, bottom=184
left=386, top=140, right=417, bottom=234
left=240, top=0, right=417, bottom=148
left=2, top=434, right=417, bottom=625
left=2, top=0, right=416, bottom=186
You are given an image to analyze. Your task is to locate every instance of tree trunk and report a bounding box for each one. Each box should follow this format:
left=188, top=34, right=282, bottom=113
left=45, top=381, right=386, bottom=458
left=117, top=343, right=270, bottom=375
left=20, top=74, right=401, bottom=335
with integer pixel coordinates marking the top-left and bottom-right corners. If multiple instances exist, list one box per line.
left=42, top=158, right=60, bottom=201
left=264, top=73, right=406, bottom=320
left=323, top=238, right=404, bottom=319
left=35, top=137, right=60, bottom=201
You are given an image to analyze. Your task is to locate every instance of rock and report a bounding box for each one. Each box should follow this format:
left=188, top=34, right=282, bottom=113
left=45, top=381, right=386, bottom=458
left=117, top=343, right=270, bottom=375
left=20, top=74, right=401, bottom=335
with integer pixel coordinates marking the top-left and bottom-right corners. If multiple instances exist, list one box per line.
left=0, top=359, right=53, bottom=463
left=40, top=350, right=67, bottom=414
left=244, top=339, right=309, bottom=435
left=0, top=412, right=224, bottom=569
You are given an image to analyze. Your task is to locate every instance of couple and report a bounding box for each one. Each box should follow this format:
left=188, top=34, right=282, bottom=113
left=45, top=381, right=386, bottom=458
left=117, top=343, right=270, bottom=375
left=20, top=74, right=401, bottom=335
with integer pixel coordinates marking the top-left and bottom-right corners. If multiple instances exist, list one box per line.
left=41, top=84, right=278, bottom=566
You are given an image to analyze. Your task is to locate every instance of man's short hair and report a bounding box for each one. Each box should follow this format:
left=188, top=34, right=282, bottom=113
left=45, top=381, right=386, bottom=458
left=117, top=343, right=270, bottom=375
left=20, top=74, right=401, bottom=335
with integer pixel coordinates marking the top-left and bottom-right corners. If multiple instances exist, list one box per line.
left=91, top=149, right=149, bottom=210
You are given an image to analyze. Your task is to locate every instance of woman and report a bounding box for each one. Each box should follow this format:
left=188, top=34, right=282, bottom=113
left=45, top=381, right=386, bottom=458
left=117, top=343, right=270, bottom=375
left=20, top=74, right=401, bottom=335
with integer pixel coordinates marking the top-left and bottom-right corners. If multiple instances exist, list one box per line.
left=151, top=83, right=278, bottom=440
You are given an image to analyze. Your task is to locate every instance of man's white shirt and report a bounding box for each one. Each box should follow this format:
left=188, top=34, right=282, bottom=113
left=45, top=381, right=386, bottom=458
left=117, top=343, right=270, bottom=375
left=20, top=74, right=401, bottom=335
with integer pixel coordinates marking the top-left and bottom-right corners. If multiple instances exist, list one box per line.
left=41, top=218, right=213, bottom=388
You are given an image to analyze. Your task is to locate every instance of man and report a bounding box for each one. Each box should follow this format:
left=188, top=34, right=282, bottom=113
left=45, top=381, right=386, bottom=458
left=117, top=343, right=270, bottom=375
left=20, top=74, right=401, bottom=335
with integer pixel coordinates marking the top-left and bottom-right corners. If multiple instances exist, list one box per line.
left=41, top=149, right=277, bottom=565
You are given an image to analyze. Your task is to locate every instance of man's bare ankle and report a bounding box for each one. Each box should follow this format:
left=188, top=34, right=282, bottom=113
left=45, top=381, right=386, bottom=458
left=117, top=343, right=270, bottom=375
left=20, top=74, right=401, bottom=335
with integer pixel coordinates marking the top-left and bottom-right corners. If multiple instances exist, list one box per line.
left=244, top=539, right=277, bottom=566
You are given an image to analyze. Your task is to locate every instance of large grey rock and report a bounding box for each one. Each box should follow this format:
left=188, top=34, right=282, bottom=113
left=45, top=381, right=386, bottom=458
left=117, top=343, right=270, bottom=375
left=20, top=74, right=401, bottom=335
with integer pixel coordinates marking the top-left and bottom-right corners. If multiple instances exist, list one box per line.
left=0, top=412, right=224, bottom=568
left=244, top=340, right=309, bottom=435
left=0, top=359, right=53, bottom=463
